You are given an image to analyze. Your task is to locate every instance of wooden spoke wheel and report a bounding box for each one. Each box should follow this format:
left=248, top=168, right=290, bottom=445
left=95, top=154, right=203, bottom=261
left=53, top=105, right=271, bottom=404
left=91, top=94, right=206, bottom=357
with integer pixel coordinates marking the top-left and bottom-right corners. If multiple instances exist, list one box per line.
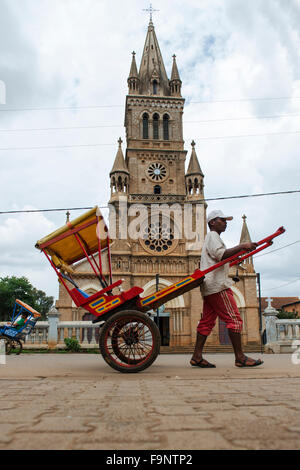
left=99, top=310, right=161, bottom=373
left=0, top=335, right=13, bottom=355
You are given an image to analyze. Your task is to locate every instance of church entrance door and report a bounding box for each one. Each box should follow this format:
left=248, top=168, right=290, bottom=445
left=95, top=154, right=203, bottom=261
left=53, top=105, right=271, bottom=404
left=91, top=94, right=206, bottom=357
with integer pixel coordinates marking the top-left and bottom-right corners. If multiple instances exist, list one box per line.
left=153, top=314, right=170, bottom=346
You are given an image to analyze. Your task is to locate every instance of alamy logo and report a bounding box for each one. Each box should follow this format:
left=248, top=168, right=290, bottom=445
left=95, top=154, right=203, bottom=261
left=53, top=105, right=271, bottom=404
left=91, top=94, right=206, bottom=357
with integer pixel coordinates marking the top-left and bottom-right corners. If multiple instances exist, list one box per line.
left=0, top=80, right=6, bottom=104
left=96, top=199, right=204, bottom=252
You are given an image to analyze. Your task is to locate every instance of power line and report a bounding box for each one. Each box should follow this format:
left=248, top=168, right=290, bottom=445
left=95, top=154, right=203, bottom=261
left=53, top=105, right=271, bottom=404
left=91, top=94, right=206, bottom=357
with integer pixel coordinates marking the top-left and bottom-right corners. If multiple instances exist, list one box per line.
left=184, top=113, right=300, bottom=124
left=255, top=240, right=300, bottom=258
left=189, top=96, right=300, bottom=104
left=2, top=112, right=300, bottom=133
left=265, top=277, right=300, bottom=291
left=0, top=206, right=103, bottom=215
left=0, top=143, right=115, bottom=151
left=0, top=124, right=122, bottom=132
left=1, top=129, right=300, bottom=152
left=1, top=96, right=300, bottom=112
left=0, top=104, right=123, bottom=112
left=1, top=189, right=299, bottom=215
left=192, top=130, right=300, bottom=141
left=204, top=189, right=300, bottom=202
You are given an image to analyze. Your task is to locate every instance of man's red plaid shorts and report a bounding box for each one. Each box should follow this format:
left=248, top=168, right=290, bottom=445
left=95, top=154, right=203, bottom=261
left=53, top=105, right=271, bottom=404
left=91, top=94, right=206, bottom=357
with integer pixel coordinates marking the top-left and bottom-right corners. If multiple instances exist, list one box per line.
left=197, top=288, right=243, bottom=336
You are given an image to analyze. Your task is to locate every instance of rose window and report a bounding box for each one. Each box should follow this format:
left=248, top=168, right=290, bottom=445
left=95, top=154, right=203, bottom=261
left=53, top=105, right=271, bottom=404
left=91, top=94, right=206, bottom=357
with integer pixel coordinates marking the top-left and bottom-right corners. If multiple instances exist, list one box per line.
left=146, top=162, right=167, bottom=182
left=141, top=219, right=175, bottom=253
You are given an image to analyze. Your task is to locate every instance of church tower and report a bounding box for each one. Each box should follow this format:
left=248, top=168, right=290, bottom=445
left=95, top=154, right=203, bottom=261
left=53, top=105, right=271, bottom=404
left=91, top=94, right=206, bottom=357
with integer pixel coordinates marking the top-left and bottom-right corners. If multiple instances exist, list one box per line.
left=108, top=19, right=206, bottom=347
left=55, top=17, right=261, bottom=352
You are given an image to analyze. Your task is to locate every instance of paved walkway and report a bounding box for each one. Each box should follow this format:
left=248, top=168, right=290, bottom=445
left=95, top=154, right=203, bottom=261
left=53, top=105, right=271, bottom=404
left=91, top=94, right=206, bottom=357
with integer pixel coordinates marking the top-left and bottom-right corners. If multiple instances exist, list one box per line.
left=1, top=353, right=300, bottom=450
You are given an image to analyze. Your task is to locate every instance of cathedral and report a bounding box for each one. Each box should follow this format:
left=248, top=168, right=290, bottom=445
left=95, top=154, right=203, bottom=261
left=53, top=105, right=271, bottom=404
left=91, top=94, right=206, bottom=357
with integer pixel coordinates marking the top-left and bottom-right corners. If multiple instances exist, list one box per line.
left=56, top=19, right=261, bottom=350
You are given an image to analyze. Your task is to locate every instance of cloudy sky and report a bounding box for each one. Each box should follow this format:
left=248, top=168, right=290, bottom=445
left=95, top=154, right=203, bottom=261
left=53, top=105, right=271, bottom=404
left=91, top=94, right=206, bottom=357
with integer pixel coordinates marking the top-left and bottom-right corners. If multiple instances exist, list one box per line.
left=0, top=0, right=300, bottom=302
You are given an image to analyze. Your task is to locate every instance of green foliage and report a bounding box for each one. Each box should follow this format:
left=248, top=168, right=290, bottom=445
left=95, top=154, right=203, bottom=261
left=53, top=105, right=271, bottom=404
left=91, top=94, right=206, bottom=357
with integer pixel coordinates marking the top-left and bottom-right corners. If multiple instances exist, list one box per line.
left=0, top=276, right=54, bottom=321
left=64, top=337, right=81, bottom=352
left=277, top=310, right=298, bottom=319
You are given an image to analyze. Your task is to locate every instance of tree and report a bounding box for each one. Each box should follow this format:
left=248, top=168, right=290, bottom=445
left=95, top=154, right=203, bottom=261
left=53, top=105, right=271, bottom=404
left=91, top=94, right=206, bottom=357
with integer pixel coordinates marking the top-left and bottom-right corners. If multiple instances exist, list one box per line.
left=277, top=309, right=298, bottom=320
left=0, top=276, right=54, bottom=321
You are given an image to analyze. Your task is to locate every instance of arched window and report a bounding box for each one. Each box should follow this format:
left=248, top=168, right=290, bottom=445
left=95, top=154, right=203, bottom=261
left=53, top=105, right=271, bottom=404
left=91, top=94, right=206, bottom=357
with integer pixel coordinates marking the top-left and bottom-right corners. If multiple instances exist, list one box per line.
left=111, top=176, right=116, bottom=192
left=117, top=176, right=123, bottom=192
left=153, top=113, right=159, bottom=139
left=154, top=185, right=161, bottom=195
left=163, top=114, right=169, bottom=140
left=153, top=80, right=158, bottom=95
left=142, top=113, right=149, bottom=139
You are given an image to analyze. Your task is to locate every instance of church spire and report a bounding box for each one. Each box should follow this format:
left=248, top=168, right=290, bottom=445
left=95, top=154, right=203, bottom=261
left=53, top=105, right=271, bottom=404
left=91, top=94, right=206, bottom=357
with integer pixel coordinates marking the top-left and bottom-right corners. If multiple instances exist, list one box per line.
left=138, top=20, right=170, bottom=96
left=110, top=138, right=129, bottom=174
left=170, top=54, right=182, bottom=97
left=239, top=215, right=254, bottom=269
left=240, top=214, right=252, bottom=243
left=110, top=138, right=129, bottom=195
left=185, top=141, right=204, bottom=197
left=128, top=51, right=140, bottom=94
left=186, top=140, right=203, bottom=177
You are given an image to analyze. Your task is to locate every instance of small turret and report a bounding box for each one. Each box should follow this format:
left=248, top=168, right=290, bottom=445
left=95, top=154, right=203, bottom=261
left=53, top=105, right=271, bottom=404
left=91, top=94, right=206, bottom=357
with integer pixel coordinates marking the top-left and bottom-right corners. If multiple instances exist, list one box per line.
left=185, top=141, right=204, bottom=197
left=110, top=138, right=129, bottom=195
left=170, top=54, right=182, bottom=97
left=128, top=51, right=140, bottom=94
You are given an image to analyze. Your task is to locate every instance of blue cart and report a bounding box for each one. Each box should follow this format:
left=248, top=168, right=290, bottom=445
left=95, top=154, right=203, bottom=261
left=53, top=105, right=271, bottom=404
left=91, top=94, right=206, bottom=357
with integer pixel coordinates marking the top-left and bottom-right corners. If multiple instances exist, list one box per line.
left=0, top=299, right=41, bottom=355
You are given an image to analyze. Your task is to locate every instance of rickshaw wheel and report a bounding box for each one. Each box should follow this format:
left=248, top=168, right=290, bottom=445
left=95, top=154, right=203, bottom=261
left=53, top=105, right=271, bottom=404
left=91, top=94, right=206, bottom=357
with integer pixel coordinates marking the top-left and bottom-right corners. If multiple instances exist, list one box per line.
left=0, top=335, right=13, bottom=355
left=9, top=339, right=23, bottom=355
left=99, top=310, right=161, bottom=373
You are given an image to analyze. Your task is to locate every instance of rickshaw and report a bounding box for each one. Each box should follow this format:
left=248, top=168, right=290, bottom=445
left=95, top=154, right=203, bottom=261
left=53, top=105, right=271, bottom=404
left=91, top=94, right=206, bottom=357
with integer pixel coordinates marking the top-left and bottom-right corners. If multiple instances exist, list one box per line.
left=35, top=206, right=285, bottom=373
left=0, top=299, right=41, bottom=355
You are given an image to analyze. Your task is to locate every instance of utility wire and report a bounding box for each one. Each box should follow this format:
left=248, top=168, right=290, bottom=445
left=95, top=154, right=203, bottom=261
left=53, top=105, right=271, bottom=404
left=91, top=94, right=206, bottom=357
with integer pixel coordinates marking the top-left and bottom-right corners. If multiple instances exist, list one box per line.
left=255, top=240, right=300, bottom=258
left=204, top=189, right=300, bottom=202
left=2, top=112, right=300, bottom=133
left=0, top=105, right=123, bottom=112
left=0, top=124, right=122, bottom=132
left=1, top=96, right=300, bottom=113
left=189, top=96, right=300, bottom=104
left=265, top=277, right=300, bottom=291
left=2, top=129, right=300, bottom=152
left=1, top=189, right=299, bottom=215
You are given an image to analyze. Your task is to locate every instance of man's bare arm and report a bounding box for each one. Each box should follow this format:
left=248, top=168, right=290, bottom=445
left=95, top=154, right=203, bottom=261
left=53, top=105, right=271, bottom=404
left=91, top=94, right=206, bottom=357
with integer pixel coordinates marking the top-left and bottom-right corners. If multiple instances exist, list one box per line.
left=221, top=242, right=258, bottom=261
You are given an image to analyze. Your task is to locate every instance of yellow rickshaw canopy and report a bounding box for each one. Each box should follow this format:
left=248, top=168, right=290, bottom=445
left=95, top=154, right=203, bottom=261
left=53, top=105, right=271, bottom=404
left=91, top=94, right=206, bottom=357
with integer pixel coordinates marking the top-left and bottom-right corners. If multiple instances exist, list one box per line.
left=35, top=206, right=109, bottom=266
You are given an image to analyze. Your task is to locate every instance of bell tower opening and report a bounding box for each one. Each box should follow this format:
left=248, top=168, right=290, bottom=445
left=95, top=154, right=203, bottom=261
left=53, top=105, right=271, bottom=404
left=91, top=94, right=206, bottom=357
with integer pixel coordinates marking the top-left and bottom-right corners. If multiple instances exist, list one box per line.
left=153, top=113, right=159, bottom=139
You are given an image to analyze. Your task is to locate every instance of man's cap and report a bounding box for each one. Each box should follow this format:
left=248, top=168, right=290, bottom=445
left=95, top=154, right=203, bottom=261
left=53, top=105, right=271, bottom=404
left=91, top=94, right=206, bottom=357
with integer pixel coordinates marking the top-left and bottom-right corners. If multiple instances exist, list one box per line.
left=207, top=210, right=233, bottom=224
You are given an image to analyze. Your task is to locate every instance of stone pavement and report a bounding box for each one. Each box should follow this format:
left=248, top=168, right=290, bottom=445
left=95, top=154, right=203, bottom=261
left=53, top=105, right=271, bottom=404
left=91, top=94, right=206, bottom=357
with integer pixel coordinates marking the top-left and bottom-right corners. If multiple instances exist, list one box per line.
left=1, top=353, right=300, bottom=450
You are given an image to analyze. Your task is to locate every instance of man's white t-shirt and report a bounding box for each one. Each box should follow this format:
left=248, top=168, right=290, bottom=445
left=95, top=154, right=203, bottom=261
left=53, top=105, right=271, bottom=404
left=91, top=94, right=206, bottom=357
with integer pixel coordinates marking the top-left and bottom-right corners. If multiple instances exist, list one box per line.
left=200, top=231, right=233, bottom=297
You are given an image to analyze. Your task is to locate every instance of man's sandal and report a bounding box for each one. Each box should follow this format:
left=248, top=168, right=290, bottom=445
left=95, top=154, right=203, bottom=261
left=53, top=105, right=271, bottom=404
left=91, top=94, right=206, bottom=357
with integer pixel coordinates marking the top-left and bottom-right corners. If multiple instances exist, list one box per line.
left=235, top=356, right=263, bottom=368
left=190, top=358, right=216, bottom=368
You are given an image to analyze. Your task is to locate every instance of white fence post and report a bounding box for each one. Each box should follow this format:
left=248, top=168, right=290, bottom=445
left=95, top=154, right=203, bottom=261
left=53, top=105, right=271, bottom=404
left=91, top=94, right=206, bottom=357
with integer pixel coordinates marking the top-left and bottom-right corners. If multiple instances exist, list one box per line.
left=47, top=306, right=60, bottom=349
left=263, top=303, right=279, bottom=353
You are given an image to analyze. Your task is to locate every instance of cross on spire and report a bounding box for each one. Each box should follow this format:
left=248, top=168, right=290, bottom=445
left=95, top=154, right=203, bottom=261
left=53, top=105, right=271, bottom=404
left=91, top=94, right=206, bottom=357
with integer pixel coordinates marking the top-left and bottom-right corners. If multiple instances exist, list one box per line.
left=143, top=3, right=159, bottom=22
